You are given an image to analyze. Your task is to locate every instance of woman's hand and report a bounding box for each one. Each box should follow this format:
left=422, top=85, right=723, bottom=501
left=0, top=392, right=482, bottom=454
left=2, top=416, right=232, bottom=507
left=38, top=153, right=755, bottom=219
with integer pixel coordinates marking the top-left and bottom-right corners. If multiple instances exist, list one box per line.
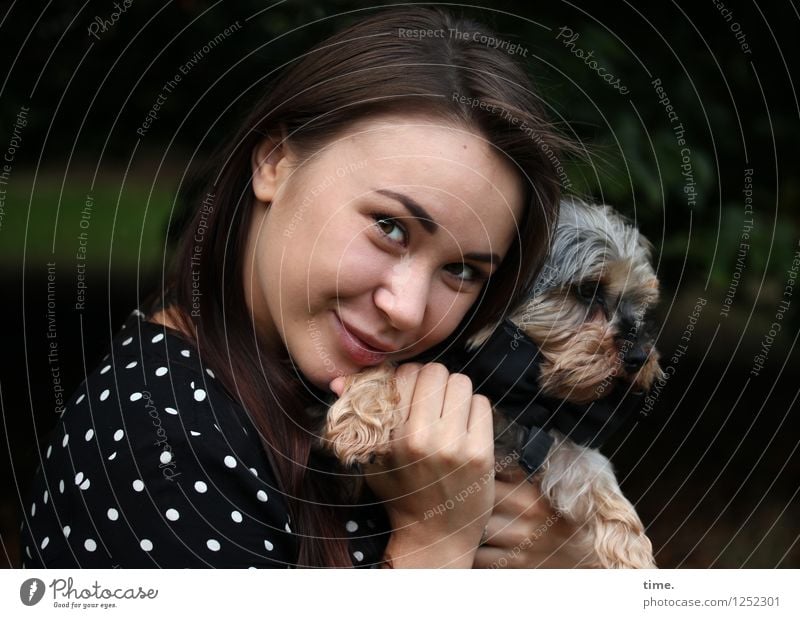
left=334, top=362, right=496, bottom=567
left=473, top=465, right=585, bottom=568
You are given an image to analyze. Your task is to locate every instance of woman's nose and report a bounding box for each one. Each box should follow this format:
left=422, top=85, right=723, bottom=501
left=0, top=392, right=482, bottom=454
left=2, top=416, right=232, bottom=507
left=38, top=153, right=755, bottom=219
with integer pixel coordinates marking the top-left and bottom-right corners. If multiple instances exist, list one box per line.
left=373, top=256, right=429, bottom=331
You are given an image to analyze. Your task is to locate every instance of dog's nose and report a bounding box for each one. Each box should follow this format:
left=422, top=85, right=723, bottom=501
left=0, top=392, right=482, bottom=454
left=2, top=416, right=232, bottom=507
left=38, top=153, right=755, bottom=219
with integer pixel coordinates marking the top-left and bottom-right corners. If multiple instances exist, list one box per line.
left=623, top=348, right=648, bottom=372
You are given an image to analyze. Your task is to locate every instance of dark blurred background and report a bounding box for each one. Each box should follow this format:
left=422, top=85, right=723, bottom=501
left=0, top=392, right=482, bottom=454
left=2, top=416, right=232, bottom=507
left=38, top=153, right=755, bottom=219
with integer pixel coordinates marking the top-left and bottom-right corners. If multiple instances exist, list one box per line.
left=1, top=0, right=797, bottom=568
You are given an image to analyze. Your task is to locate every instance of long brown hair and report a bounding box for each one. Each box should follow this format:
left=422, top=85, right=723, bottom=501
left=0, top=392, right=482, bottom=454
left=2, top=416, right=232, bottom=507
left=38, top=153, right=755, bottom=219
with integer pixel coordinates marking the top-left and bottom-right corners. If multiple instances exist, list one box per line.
left=145, top=6, right=575, bottom=567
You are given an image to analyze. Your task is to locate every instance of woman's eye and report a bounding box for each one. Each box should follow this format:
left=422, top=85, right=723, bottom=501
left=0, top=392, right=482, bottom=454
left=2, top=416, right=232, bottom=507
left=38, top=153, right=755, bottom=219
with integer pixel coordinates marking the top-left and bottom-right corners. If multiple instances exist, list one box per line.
left=372, top=214, right=407, bottom=246
left=444, top=262, right=483, bottom=283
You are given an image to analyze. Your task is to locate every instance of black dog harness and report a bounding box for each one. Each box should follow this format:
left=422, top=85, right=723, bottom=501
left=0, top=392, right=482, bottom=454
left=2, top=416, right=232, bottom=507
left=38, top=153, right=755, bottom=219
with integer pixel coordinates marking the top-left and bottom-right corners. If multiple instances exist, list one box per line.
left=447, top=319, right=646, bottom=476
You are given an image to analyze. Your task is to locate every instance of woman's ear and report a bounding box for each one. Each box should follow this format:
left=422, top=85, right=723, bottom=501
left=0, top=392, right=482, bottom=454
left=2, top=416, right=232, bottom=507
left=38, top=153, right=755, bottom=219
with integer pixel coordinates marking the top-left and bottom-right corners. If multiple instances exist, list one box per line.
left=251, top=134, right=290, bottom=203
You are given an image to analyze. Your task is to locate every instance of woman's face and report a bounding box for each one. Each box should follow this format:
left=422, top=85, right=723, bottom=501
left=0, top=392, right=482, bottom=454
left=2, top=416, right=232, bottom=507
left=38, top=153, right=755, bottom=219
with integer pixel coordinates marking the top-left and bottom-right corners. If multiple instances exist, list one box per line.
left=245, top=115, right=524, bottom=390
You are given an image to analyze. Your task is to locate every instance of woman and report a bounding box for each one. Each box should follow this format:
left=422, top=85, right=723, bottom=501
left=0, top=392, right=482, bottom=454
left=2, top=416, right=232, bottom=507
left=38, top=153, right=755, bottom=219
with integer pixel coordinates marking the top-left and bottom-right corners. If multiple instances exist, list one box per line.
left=21, top=7, right=577, bottom=568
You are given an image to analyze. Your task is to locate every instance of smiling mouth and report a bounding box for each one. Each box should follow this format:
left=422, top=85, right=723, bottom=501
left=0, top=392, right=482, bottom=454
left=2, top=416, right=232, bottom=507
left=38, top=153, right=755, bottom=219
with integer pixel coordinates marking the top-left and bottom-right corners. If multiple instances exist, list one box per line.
left=332, top=312, right=392, bottom=366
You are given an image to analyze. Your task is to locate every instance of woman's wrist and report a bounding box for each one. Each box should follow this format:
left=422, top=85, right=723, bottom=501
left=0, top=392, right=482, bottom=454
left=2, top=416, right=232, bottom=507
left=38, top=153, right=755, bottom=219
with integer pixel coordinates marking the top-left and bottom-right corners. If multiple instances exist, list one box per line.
left=381, top=524, right=479, bottom=568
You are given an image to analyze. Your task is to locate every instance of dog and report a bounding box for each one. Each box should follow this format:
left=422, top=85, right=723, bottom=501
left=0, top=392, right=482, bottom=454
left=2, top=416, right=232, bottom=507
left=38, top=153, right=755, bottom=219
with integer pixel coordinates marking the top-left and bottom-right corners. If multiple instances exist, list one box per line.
left=318, top=198, right=662, bottom=568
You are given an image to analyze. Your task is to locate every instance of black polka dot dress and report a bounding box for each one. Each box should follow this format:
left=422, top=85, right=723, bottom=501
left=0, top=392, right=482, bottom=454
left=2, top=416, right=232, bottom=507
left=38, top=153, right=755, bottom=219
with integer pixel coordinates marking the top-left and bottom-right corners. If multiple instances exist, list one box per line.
left=20, top=309, right=390, bottom=568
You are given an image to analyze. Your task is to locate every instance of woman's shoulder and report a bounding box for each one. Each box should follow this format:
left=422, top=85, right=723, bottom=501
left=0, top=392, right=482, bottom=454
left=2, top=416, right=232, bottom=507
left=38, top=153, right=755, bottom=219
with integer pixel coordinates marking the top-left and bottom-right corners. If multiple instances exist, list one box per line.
left=21, top=309, right=298, bottom=567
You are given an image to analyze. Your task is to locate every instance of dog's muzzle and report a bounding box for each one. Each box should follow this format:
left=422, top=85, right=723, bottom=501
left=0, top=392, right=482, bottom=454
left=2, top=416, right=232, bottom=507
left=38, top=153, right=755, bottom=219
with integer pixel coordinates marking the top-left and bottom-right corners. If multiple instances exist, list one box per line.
left=445, top=319, right=648, bottom=475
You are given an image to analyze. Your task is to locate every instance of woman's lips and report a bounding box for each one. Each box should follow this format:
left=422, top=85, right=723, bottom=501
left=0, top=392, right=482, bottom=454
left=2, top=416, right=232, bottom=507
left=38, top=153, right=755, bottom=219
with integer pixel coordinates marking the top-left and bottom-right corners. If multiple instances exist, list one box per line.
left=331, top=312, right=389, bottom=366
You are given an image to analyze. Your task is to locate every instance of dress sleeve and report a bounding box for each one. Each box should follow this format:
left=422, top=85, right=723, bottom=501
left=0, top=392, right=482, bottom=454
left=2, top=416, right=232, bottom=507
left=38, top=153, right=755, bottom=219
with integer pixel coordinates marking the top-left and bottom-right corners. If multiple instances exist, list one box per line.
left=32, top=351, right=299, bottom=568
left=109, top=362, right=298, bottom=568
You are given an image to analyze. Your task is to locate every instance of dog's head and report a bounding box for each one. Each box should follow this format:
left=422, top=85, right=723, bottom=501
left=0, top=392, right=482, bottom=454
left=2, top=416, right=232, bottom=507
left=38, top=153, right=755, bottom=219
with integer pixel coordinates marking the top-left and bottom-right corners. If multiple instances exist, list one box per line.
left=469, top=199, right=663, bottom=405
left=520, top=199, right=662, bottom=403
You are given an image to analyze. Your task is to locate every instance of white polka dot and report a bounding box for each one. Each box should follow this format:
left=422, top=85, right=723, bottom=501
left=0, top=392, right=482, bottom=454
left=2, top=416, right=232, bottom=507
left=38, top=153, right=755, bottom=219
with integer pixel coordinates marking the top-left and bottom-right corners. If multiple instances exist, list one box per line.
left=155, top=367, right=168, bottom=377
left=58, top=480, right=64, bottom=493
left=108, top=452, right=117, bottom=461
left=132, top=479, right=144, bottom=492
left=190, top=430, right=201, bottom=436
left=113, top=429, right=124, bottom=441
left=130, top=392, right=143, bottom=402
left=41, top=537, right=49, bottom=550
left=180, top=349, right=190, bottom=358
left=31, top=502, right=36, bottom=516
left=207, top=539, right=220, bottom=552
left=190, top=381, right=195, bottom=389
left=107, top=508, right=119, bottom=521
left=140, top=539, right=153, bottom=552
left=100, top=364, right=111, bottom=374
left=76, top=393, right=85, bottom=404
left=249, top=468, right=258, bottom=477
left=63, top=526, right=71, bottom=538
left=74, top=472, right=84, bottom=485
left=25, top=546, right=31, bottom=559
left=84, top=429, right=94, bottom=441
left=256, top=490, right=268, bottom=502
left=194, top=481, right=207, bottom=493
left=353, top=551, right=364, bottom=562
left=46, top=445, right=52, bottom=459
left=206, top=368, right=215, bottom=379
left=264, top=539, right=274, bottom=551
left=125, top=361, right=137, bottom=369
left=160, top=451, right=172, bottom=464
left=194, top=389, right=206, bottom=402
left=62, top=434, right=69, bottom=447
left=224, top=455, right=236, bottom=468
left=151, top=333, right=164, bottom=343
left=231, top=511, right=242, bottom=523
left=84, top=539, right=97, bottom=552
left=285, top=523, right=292, bottom=533
left=166, top=508, right=180, bottom=521
left=79, top=479, right=91, bottom=491
left=345, top=520, right=358, bottom=533
left=43, top=490, right=49, bottom=504
left=99, top=389, right=110, bottom=401
left=165, top=407, right=178, bottom=415
left=122, top=336, right=133, bottom=346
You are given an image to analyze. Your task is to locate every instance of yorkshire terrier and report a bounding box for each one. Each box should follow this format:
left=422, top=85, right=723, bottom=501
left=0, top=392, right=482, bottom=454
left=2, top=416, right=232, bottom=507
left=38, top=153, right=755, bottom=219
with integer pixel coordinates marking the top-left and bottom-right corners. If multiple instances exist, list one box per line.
left=317, top=198, right=662, bottom=568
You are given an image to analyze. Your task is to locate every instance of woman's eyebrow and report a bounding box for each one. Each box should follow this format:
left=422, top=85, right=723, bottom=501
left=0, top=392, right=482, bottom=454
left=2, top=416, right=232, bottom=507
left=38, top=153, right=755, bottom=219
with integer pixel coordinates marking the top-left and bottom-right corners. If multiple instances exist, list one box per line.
left=374, top=189, right=438, bottom=234
left=373, top=188, right=501, bottom=265
left=464, top=251, right=501, bottom=265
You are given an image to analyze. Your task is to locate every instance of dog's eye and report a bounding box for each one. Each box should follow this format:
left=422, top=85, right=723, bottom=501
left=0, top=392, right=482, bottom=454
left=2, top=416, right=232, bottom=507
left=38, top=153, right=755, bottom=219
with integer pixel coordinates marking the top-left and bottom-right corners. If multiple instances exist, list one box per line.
left=576, top=281, right=604, bottom=305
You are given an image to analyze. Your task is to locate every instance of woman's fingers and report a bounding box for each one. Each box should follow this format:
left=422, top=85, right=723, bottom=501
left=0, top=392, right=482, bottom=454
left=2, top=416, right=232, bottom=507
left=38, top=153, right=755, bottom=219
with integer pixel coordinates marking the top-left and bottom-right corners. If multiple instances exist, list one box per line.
left=392, top=363, right=423, bottom=424
left=406, top=363, right=450, bottom=431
